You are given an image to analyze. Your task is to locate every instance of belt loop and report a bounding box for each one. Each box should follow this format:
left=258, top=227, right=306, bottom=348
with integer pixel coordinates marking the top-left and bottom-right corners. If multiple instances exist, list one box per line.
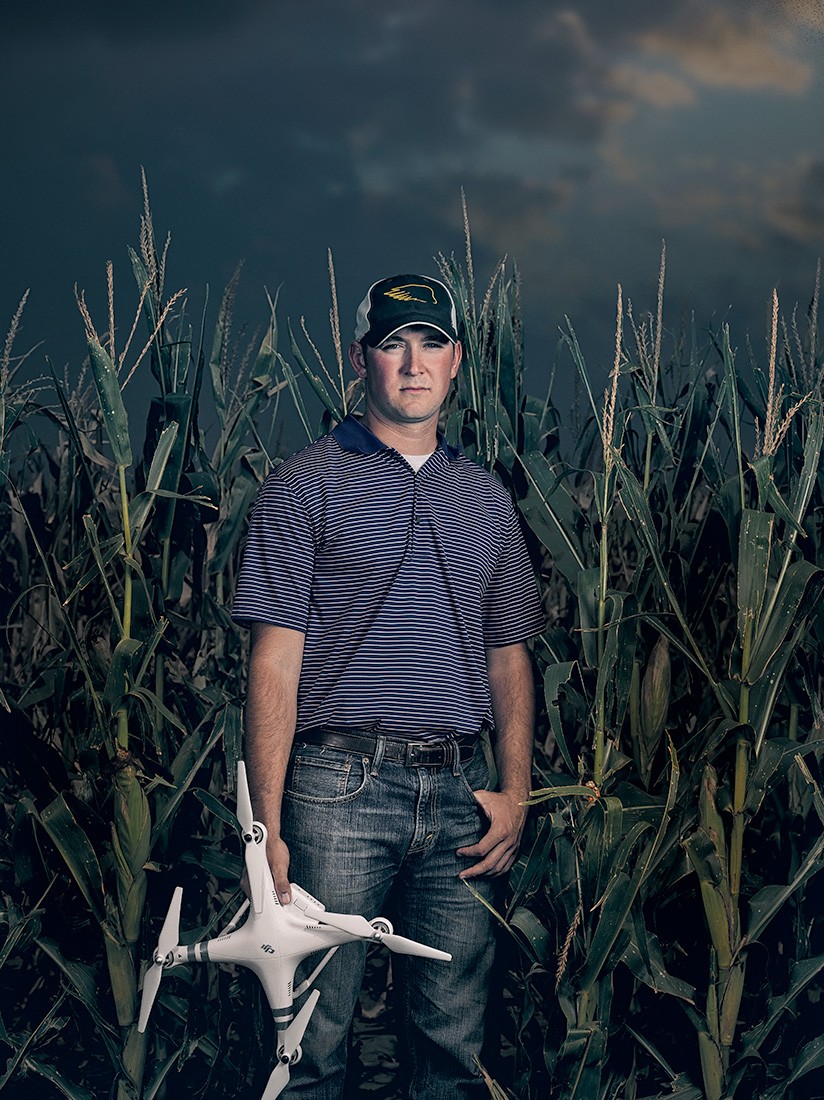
left=450, top=738, right=461, bottom=776
left=371, top=735, right=386, bottom=776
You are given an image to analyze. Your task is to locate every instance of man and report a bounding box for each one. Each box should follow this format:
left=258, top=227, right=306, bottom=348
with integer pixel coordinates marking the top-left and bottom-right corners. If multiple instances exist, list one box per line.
left=232, top=273, right=544, bottom=1098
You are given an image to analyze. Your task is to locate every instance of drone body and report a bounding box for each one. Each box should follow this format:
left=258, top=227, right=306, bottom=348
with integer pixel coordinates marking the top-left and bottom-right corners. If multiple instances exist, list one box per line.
left=138, top=761, right=451, bottom=1097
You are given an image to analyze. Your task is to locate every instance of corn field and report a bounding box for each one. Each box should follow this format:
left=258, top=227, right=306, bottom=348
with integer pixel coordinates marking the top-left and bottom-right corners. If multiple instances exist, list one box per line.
left=1, top=187, right=823, bottom=1100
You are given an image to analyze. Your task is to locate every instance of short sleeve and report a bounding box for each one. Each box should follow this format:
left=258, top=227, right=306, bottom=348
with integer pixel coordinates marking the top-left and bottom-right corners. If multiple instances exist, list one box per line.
left=482, top=504, right=545, bottom=646
left=231, top=472, right=316, bottom=630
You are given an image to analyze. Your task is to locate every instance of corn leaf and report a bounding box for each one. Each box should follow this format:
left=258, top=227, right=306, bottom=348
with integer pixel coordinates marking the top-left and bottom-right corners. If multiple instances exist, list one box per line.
left=557, top=1024, right=607, bottom=1098
left=526, top=783, right=598, bottom=805
left=103, top=637, right=142, bottom=710
left=577, top=870, right=634, bottom=995
left=152, top=704, right=239, bottom=840
left=63, top=532, right=124, bottom=607
left=579, top=739, right=680, bottom=995
left=508, top=905, right=554, bottom=967
left=33, top=796, right=105, bottom=926
left=542, top=660, right=583, bottom=774
left=517, top=451, right=586, bottom=581
left=193, top=788, right=242, bottom=833
left=86, top=338, right=132, bottom=468
left=746, top=828, right=824, bottom=946
left=277, top=355, right=314, bottom=440
left=12, top=1056, right=94, bottom=1100
left=743, top=953, right=824, bottom=1053
left=736, top=509, right=772, bottom=654
left=128, top=685, right=188, bottom=733
left=599, top=590, right=637, bottom=736
left=744, top=738, right=820, bottom=816
left=577, top=567, right=600, bottom=669
left=211, top=475, right=259, bottom=574
left=746, top=561, right=822, bottom=683
left=580, top=795, right=624, bottom=910
left=597, top=821, right=654, bottom=909
left=128, top=420, right=178, bottom=545
left=621, top=461, right=735, bottom=718
left=0, top=903, right=42, bottom=972
left=765, top=1034, right=824, bottom=1098
left=750, top=455, right=803, bottom=533
left=102, top=916, right=136, bottom=1026
left=621, top=925, right=695, bottom=1002
left=36, top=937, right=122, bottom=1068
left=155, top=395, right=191, bottom=540
left=143, top=1048, right=184, bottom=1100
left=748, top=618, right=809, bottom=756
left=78, top=514, right=124, bottom=633
left=128, top=247, right=159, bottom=337
left=508, top=814, right=558, bottom=912
left=287, top=320, right=341, bottom=419
left=0, top=992, right=91, bottom=1098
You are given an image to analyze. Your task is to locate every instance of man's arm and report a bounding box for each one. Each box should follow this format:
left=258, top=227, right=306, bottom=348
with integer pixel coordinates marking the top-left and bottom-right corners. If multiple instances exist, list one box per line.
left=244, top=621, right=305, bottom=904
left=457, top=640, right=535, bottom=879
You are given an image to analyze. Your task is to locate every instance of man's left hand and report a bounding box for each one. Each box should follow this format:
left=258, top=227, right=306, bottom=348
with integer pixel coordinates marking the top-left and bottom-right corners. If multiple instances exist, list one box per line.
left=457, top=789, right=528, bottom=878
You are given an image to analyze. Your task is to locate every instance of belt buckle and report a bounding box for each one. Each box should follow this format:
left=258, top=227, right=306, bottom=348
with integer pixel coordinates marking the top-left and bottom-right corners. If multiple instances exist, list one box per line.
left=407, top=741, right=449, bottom=766
left=406, top=742, right=424, bottom=766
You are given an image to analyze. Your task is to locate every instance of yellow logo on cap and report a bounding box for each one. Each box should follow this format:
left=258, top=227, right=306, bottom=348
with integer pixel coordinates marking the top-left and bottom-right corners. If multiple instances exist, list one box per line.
left=384, top=284, right=438, bottom=304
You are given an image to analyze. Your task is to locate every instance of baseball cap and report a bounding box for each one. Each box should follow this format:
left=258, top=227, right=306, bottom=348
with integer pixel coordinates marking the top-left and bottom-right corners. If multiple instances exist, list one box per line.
left=354, top=273, right=459, bottom=347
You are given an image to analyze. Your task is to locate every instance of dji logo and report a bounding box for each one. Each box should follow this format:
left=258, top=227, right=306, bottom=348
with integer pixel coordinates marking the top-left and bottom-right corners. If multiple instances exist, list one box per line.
left=261, top=944, right=275, bottom=954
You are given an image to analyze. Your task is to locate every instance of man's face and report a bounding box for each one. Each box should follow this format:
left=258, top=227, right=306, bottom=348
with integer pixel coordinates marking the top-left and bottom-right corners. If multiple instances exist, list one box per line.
left=349, top=325, right=462, bottom=432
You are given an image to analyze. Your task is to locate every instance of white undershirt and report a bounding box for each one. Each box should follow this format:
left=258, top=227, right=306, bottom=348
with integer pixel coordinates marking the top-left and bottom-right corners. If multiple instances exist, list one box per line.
left=402, top=453, right=434, bottom=472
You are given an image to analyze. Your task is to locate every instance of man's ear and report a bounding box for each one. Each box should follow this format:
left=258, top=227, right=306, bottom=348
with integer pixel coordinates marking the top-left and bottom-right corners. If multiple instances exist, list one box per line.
left=349, top=340, right=367, bottom=380
left=450, top=340, right=463, bottom=379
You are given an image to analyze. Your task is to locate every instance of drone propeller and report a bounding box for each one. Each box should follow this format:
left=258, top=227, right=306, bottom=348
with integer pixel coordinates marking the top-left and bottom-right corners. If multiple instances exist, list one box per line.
left=236, top=761, right=255, bottom=835
left=305, top=906, right=451, bottom=961
left=236, top=761, right=269, bottom=913
left=261, top=989, right=321, bottom=1099
left=379, top=931, right=452, bottom=959
left=138, top=886, right=183, bottom=1032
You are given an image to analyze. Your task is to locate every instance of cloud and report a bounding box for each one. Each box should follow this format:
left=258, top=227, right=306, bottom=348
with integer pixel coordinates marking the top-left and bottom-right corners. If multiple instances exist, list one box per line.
left=637, top=7, right=813, bottom=94
left=607, top=63, right=696, bottom=109
left=3, top=0, right=824, bottom=380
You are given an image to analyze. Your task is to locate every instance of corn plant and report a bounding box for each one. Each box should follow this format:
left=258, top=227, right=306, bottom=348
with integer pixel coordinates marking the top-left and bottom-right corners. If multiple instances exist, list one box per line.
left=438, top=238, right=824, bottom=1098
left=0, top=181, right=284, bottom=1098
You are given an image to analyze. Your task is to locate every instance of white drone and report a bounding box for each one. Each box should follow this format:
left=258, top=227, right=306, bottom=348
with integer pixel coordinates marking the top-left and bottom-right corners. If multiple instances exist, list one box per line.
left=137, top=760, right=451, bottom=1098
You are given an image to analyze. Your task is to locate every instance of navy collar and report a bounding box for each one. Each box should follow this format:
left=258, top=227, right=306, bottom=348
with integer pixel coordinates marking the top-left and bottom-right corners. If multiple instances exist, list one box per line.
left=332, top=414, right=461, bottom=462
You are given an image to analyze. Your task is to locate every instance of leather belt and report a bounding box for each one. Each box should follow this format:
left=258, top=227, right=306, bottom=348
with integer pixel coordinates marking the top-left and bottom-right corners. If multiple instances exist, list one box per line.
left=296, top=728, right=476, bottom=766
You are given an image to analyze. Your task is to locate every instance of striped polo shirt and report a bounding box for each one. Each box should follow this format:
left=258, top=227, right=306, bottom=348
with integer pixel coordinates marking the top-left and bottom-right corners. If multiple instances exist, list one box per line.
left=232, top=415, right=544, bottom=739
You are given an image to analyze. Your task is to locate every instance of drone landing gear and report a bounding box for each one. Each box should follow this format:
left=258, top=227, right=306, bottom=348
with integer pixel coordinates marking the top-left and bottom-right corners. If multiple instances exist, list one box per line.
left=262, top=988, right=321, bottom=1099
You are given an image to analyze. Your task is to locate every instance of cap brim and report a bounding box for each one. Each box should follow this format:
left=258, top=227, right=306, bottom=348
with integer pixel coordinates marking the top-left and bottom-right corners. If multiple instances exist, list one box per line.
left=373, top=322, right=456, bottom=345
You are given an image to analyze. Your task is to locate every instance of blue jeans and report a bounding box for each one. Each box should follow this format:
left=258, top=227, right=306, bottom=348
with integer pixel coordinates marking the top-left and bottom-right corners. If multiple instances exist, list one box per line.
left=280, top=737, right=497, bottom=1099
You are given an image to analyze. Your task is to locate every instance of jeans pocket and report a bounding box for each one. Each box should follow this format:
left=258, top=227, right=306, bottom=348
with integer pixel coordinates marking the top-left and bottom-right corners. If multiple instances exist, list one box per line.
left=456, top=747, right=490, bottom=804
left=285, top=744, right=370, bottom=804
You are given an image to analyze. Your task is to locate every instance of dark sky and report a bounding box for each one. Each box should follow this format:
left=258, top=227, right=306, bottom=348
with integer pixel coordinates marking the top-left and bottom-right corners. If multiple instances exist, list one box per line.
left=3, top=0, right=824, bottom=424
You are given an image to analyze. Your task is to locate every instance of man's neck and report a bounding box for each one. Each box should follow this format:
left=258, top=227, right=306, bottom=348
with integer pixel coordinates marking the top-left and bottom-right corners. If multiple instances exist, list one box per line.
left=361, top=410, right=439, bottom=454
